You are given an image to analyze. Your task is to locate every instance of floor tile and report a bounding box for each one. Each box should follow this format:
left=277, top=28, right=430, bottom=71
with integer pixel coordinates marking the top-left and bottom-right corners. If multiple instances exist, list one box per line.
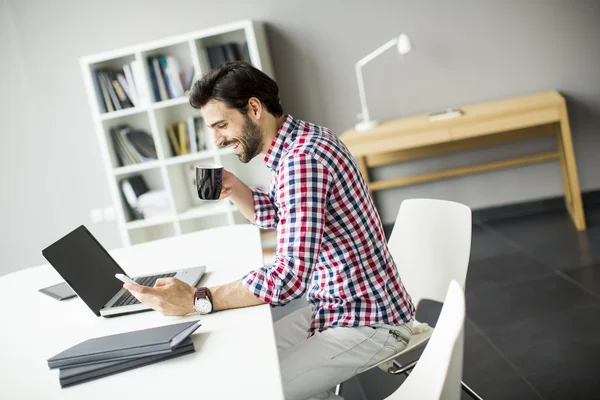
left=485, top=210, right=600, bottom=270
left=466, top=251, right=554, bottom=291
left=524, top=356, right=600, bottom=400
left=484, top=304, right=600, bottom=376
left=563, top=264, right=600, bottom=296
left=469, top=224, right=518, bottom=262
left=466, top=274, right=599, bottom=330
left=460, top=377, right=542, bottom=400
left=463, top=333, right=521, bottom=384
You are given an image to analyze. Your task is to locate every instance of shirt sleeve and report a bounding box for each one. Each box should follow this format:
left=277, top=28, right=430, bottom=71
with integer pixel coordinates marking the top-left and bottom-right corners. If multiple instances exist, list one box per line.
left=251, top=187, right=278, bottom=230
left=242, top=152, right=332, bottom=306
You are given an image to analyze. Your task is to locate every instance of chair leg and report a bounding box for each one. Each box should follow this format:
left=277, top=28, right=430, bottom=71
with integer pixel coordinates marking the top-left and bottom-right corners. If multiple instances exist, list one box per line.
left=392, top=361, right=484, bottom=400
left=461, top=381, right=484, bottom=400
left=334, top=382, right=342, bottom=396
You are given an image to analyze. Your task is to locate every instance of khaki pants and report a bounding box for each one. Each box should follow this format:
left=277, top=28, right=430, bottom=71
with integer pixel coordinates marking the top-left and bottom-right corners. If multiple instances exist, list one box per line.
left=274, top=307, right=413, bottom=400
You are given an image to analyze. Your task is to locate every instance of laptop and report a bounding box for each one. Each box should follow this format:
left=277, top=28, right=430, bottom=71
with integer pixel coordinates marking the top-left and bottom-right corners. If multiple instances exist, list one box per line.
left=42, top=225, right=205, bottom=317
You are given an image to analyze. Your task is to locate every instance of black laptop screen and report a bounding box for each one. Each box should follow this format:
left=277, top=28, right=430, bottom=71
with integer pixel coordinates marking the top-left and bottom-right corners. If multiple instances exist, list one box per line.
left=42, top=225, right=127, bottom=316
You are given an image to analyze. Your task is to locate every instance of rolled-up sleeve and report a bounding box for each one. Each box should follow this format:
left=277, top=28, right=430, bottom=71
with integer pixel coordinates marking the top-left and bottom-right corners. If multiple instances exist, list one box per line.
left=251, top=187, right=278, bottom=230
left=243, top=152, right=332, bottom=306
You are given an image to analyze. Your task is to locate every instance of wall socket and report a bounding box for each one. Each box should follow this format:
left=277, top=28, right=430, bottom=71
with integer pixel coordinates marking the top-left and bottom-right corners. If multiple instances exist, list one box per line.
left=90, top=206, right=116, bottom=224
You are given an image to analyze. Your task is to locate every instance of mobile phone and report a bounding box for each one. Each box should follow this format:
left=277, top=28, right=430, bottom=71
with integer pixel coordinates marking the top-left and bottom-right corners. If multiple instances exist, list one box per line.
left=115, top=273, right=136, bottom=285
left=38, top=282, right=77, bottom=301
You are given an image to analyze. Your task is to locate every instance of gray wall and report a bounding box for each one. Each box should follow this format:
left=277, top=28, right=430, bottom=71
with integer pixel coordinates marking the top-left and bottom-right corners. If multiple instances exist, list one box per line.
left=1, top=0, right=600, bottom=277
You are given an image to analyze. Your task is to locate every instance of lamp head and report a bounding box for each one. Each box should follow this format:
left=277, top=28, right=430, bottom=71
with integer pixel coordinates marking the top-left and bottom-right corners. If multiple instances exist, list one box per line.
left=397, top=33, right=412, bottom=55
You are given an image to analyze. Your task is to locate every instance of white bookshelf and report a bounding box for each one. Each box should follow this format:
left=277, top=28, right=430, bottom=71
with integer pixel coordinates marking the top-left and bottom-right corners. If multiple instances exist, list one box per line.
left=80, top=20, right=275, bottom=246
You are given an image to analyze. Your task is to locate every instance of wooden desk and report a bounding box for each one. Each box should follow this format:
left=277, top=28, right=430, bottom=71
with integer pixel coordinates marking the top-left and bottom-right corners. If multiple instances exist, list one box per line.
left=340, top=91, right=586, bottom=230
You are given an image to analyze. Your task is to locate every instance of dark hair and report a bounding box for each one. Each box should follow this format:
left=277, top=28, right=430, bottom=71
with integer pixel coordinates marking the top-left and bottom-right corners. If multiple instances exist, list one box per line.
left=189, top=61, right=283, bottom=117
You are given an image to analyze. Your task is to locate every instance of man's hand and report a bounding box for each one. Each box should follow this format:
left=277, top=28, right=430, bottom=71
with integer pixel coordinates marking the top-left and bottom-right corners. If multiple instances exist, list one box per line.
left=219, top=170, right=242, bottom=200
left=124, top=278, right=196, bottom=316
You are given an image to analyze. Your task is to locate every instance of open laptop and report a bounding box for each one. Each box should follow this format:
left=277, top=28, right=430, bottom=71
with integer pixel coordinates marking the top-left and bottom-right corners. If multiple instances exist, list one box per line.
left=42, top=225, right=205, bottom=317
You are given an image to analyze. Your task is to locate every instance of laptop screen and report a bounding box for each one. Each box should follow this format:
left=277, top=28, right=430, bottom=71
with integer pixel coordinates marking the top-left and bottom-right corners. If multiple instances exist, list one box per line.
left=42, top=225, right=127, bottom=316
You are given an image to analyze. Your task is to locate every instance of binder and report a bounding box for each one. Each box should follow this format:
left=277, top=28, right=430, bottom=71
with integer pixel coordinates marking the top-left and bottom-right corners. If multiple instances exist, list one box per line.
left=59, top=338, right=195, bottom=387
left=47, top=320, right=201, bottom=369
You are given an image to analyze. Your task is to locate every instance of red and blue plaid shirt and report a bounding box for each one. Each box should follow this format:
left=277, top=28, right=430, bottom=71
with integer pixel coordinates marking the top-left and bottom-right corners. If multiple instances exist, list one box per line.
left=242, top=115, right=414, bottom=335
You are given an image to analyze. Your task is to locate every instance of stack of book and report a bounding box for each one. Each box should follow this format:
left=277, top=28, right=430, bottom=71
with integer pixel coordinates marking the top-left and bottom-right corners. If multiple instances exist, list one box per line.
left=147, top=55, right=194, bottom=102
left=120, top=175, right=171, bottom=220
left=47, top=320, right=201, bottom=388
left=93, top=61, right=146, bottom=113
left=167, top=116, right=207, bottom=156
left=206, top=42, right=251, bottom=69
left=110, top=125, right=158, bottom=167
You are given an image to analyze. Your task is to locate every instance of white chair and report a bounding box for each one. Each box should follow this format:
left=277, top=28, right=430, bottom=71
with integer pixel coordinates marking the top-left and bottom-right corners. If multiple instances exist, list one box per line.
left=336, top=198, right=481, bottom=399
left=386, top=280, right=466, bottom=400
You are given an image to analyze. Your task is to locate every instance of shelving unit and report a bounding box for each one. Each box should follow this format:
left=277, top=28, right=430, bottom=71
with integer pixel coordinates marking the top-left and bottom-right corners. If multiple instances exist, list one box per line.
left=80, top=20, right=275, bottom=246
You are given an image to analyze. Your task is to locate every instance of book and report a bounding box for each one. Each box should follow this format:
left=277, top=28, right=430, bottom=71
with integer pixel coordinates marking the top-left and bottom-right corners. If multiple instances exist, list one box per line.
left=167, top=124, right=181, bottom=156
left=187, top=117, right=198, bottom=153
left=130, top=60, right=148, bottom=106
left=59, top=338, right=195, bottom=388
left=47, top=320, right=201, bottom=369
left=177, top=122, right=188, bottom=154
left=103, top=73, right=122, bottom=111
left=147, top=58, right=161, bottom=102
left=122, top=63, right=138, bottom=106
left=154, top=56, right=170, bottom=100
left=110, top=72, right=133, bottom=108
left=125, top=130, right=158, bottom=160
left=98, top=72, right=114, bottom=112
left=242, top=42, right=251, bottom=63
left=117, top=73, right=135, bottom=107
left=120, top=175, right=149, bottom=215
left=158, top=56, right=174, bottom=99
left=92, top=70, right=107, bottom=113
left=223, top=43, right=240, bottom=62
left=165, top=56, right=185, bottom=98
left=206, top=45, right=227, bottom=69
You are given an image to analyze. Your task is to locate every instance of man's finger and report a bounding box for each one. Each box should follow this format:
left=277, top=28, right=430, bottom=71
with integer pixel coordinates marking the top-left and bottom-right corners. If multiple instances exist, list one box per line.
left=154, top=278, right=174, bottom=287
left=125, top=283, right=161, bottom=309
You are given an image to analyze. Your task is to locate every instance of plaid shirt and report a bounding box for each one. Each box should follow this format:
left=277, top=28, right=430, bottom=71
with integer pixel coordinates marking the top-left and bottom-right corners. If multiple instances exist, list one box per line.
left=242, top=115, right=414, bottom=335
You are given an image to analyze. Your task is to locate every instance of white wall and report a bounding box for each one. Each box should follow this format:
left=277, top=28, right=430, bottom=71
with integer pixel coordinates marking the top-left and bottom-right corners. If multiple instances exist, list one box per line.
left=1, top=0, right=600, bottom=275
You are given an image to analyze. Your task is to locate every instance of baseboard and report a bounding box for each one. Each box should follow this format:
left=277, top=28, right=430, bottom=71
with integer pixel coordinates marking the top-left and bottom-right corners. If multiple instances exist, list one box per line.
left=471, top=189, right=600, bottom=223
left=382, top=189, right=600, bottom=235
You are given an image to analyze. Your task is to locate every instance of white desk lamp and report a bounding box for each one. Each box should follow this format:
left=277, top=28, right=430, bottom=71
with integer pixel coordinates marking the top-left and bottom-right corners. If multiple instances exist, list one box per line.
left=355, top=33, right=412, bottom=132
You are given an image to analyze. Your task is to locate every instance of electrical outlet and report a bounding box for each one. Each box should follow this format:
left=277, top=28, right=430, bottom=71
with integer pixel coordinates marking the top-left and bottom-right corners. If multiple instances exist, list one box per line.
left=90, top=208, right=103, bottom=224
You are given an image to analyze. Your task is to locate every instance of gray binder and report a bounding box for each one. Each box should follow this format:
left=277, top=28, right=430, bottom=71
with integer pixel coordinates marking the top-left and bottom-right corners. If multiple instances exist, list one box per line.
left=59, top=338, right=195, bottom=387
left=48, top=320, right=201, bottom=369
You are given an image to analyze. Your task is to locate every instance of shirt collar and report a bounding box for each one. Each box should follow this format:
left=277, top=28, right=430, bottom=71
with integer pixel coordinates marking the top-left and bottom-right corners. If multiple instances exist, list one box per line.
left=264, top=114, right=296, bottom=172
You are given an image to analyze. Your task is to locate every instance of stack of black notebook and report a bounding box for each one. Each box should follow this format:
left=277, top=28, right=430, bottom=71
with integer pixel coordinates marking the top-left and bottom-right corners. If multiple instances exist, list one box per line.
left=48, top=320, right=201, bottom=387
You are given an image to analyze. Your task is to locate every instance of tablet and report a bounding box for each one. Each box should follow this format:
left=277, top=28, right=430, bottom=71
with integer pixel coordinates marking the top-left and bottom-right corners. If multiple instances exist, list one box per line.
left=38, top=282, right=77, bottom=301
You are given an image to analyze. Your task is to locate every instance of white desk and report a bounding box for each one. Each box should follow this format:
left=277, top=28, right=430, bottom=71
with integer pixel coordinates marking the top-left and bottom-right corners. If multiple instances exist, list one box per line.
left=0, top=225, right=284, bottom=399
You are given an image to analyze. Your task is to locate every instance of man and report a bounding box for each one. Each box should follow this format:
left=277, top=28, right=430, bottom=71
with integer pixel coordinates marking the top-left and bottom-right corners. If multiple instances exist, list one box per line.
left=124, top=61, right=415, bottom=400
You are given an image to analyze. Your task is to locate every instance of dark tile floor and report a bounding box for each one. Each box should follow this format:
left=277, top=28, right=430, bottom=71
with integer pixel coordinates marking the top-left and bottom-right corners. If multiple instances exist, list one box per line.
left=343, top=206, right=600, bottom=400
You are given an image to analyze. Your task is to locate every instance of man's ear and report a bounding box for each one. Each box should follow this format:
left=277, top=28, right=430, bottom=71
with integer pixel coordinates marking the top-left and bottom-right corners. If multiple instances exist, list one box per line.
left=247, top=97, right=262, bottom=119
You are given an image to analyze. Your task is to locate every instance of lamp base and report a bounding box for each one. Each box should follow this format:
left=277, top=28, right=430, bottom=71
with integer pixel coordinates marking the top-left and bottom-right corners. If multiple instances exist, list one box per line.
left=355, top=119, right=379, bottom=132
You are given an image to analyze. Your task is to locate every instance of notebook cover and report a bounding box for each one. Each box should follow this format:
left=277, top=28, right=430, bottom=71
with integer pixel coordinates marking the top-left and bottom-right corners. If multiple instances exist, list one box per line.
left=48, top=320, right=201, bottom=369
left=59, top=338, right=195, bottom=388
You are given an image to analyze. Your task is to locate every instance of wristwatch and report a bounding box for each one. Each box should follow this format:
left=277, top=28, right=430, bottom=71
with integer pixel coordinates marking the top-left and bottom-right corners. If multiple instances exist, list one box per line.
left=193, top=287, right=213, bottom=315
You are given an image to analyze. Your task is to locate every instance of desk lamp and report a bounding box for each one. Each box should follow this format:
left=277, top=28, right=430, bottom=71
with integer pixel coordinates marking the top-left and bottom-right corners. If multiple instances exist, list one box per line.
left=355, top=33, right=412, bottom=132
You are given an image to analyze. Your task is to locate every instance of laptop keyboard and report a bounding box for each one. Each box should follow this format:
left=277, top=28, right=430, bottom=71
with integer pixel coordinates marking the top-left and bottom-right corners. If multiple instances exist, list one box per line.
left=113, top=273, right=177, bottom=307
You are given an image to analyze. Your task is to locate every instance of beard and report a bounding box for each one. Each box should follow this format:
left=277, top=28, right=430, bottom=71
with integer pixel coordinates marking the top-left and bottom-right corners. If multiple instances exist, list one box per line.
left=234, top=114, right=264, bottom=163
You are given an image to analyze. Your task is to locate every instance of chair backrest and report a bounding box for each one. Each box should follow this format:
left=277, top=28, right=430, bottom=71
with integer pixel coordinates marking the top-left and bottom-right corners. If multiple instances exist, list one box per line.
left=388, top=198, right=472, bottom=306
left=387, top=280, right=466, bottom=400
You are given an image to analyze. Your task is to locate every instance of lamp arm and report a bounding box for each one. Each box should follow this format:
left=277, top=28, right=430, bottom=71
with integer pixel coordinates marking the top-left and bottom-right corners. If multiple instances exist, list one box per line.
left=355, top=37, right=399, bottom=123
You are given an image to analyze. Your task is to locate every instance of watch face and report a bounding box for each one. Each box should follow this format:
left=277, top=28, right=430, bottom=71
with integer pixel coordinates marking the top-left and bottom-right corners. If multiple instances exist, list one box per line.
left=194, top=298, right=212, bottom=314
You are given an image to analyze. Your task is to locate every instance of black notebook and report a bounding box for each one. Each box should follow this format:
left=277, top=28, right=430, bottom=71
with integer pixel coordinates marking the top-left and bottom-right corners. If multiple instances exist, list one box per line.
left=59, top=337, right=195, bottom=388
left=48, top=320, right=201, bottom=369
